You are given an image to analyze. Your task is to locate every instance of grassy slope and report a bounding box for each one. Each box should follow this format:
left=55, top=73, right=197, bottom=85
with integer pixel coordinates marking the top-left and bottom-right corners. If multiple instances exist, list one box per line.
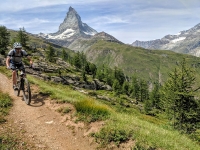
left=0, top=67, right=196, bottom=150
left=27, top=74, right=200, bottom=149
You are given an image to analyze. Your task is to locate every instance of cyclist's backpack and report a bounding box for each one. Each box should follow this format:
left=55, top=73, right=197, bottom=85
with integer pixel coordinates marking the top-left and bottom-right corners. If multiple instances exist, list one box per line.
left=12, top=49, right=24, bottom=57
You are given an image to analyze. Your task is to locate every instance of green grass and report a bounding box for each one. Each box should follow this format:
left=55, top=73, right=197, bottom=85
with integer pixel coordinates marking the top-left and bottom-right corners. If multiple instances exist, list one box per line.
left=95, top=113, right=200, bottom=150
left=27, top=75, right=200, bottom=149
left=74, top=99, right=111, bottom=122
left=0, top=92, right=12, bottom=123
left=28, top=76, right=111, bottom=122
left=0, top=67, right=11, bottom=78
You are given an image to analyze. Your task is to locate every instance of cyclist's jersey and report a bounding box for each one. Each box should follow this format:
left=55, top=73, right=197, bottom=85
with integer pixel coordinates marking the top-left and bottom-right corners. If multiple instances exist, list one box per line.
left=7, top=49, right=28, bottom=64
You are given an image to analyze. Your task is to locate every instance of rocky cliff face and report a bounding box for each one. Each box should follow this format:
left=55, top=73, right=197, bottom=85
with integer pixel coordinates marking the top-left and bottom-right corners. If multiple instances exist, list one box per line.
left=132, top=23, right=200, bottom=57
left=37, top=6, right=98, bottom=47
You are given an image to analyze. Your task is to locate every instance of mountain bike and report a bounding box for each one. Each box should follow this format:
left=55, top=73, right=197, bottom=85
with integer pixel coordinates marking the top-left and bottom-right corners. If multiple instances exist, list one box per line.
left=14, top=66, right=31, bottom=105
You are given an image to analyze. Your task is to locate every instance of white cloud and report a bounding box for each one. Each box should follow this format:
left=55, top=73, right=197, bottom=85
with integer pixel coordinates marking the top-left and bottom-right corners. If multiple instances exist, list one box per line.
left=88, top=16, right=129, bottom=26
left=0, top=0, right=115, bottom=12
left=0, top=17, right=50, bottom=31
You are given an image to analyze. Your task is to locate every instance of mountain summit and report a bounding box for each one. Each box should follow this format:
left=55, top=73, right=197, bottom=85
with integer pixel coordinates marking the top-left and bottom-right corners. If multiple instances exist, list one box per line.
left=131, top=23, right=200, bottom=57
left=57, top=6, right=97, bottom=36
left=38, top=6, right=97, bottom=47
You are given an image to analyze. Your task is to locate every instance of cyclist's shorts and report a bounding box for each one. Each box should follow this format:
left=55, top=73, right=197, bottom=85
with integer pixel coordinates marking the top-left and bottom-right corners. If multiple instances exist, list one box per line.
left=10, top=62, right=25, bottom=72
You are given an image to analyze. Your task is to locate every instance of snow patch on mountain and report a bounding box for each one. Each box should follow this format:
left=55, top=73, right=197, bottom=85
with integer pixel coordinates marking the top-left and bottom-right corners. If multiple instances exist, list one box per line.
left=171, top=37, right=186, bottom=43
left=47, top=29, right=75, bottom=39
left=83, top=31, right=96, bottom=36
left=131, top=23, right=200, bottom=56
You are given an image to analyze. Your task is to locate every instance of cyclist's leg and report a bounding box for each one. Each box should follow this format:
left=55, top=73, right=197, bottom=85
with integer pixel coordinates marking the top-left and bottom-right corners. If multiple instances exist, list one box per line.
left=18, top=63, right=25, bottom=75
left=10, top=63, right=17, bottom=88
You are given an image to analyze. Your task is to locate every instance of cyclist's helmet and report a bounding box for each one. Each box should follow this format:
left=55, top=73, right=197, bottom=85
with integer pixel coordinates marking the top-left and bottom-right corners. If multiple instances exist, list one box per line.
left=13, top=42, right=22, bottom=49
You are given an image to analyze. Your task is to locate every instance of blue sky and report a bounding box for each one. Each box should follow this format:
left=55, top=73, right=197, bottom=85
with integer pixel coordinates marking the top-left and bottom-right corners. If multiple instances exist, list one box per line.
left=0, top=0, right=200, bottom=44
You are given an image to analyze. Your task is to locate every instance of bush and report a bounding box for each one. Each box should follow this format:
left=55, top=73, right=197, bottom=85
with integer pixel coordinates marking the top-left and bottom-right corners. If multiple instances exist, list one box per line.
left=94, top=126, right=131, bottom=146
left=74, top=99, right=110, bottom=122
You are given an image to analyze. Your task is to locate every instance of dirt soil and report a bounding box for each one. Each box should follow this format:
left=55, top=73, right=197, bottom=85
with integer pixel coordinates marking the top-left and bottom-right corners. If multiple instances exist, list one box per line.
left=0, top=73, right=103, bottom=150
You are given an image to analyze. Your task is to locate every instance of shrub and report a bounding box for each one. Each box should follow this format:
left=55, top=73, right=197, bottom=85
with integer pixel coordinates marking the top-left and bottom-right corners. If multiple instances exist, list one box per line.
left=94, top=126, right=131, bottom=146
left=74, top=99, right=110, bottom=122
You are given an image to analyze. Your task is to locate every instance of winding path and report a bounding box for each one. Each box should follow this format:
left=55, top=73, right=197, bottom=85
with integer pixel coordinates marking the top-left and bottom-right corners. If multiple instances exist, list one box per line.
left=0, top=73, right=98, bottom=150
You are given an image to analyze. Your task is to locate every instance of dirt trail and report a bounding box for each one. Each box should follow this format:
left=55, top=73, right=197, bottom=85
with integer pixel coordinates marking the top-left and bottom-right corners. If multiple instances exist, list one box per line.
left=0, top=73, right=99, bottom=150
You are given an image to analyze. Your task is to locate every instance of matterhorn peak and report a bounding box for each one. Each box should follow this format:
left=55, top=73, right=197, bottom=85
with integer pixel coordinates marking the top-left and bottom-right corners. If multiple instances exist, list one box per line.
left=51, top=6, right=97, bottom=37
left=68, top=6, right=76, bottom=12
left=38, top=6, right=98, bottom=47
left=58, top=6, right=81, bottom=33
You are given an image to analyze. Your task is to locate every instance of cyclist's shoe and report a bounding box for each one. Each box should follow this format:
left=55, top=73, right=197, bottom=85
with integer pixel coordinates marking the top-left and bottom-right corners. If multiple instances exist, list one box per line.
left=13, top=85, right=18, bottom=90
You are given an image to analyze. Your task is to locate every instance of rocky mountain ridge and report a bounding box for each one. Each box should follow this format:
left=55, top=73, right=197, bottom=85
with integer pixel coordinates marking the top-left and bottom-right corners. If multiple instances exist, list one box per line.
left=37, top=6, right=98, bottom=47
left=132, top=23, right=200, bottom=57
left=37, top=6, right=123, bottom=52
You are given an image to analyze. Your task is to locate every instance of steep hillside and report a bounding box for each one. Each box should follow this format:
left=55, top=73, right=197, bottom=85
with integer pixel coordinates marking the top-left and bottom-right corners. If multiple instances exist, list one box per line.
left=85, top=40, right=200, bottom=83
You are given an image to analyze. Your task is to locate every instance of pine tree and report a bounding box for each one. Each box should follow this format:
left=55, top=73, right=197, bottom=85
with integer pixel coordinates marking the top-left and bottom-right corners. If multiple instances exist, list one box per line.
left=112, top=79, right=121, bottom=95
left=161, top=58, right=200, bottom=133
left=73, top=52, right=82, bottom=69
left=130, top=75, right=140, bottom=103
left=139, top=79, right=149, bottom=102
left=46, top=45, right=55, bottom=62
left=122, top=81, right=129, bottom=95
left=0, top=26, right=10, bottom=55
left=17, top=27, right=29, bottom=48
left=96, top=67, right=104, bottom=81
left=89, top=63, right=97, bottom=79
left=150, top=82, right=160, bottom=109
left=61, top=48, right=68, bottom=61
left=114, top=67, right=125, bottom=85
left=144, top=82, right=160, bottom=115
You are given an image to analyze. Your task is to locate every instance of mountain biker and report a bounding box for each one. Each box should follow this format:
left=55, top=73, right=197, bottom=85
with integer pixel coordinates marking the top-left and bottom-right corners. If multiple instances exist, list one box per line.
left=6, top=42, right=33, bottom=90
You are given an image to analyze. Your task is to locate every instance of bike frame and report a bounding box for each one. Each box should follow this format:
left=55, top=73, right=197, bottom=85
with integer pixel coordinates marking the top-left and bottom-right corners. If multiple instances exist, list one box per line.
left=14, top=67, right=31, bottom=105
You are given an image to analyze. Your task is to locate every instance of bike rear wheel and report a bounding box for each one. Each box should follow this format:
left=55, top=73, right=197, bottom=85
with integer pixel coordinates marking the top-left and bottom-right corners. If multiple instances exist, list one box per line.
left=22, top=78, right=31, bottom=105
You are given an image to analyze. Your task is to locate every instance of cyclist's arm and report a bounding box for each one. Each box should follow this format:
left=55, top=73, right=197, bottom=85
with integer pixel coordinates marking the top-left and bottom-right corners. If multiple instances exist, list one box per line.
left=6, top=50, right=13, bottom=68
left=6, top=56, right=10, bottom=68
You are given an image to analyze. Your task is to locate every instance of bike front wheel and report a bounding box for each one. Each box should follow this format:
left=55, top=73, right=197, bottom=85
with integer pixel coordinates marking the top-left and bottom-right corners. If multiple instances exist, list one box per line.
left=22, top=78, right=31, bottom=105
left=14, top=80, right=20, bottom=96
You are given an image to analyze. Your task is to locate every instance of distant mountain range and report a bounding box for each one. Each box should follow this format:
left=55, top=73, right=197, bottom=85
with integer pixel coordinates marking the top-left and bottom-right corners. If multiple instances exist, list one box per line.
left=132, top=23, right=200, bottom=57
left=37, top=6, right=200, bottom=57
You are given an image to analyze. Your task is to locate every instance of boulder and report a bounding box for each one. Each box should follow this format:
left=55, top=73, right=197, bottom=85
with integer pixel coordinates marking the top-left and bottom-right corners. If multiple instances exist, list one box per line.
left=51, top=76, right=63, bottom=83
